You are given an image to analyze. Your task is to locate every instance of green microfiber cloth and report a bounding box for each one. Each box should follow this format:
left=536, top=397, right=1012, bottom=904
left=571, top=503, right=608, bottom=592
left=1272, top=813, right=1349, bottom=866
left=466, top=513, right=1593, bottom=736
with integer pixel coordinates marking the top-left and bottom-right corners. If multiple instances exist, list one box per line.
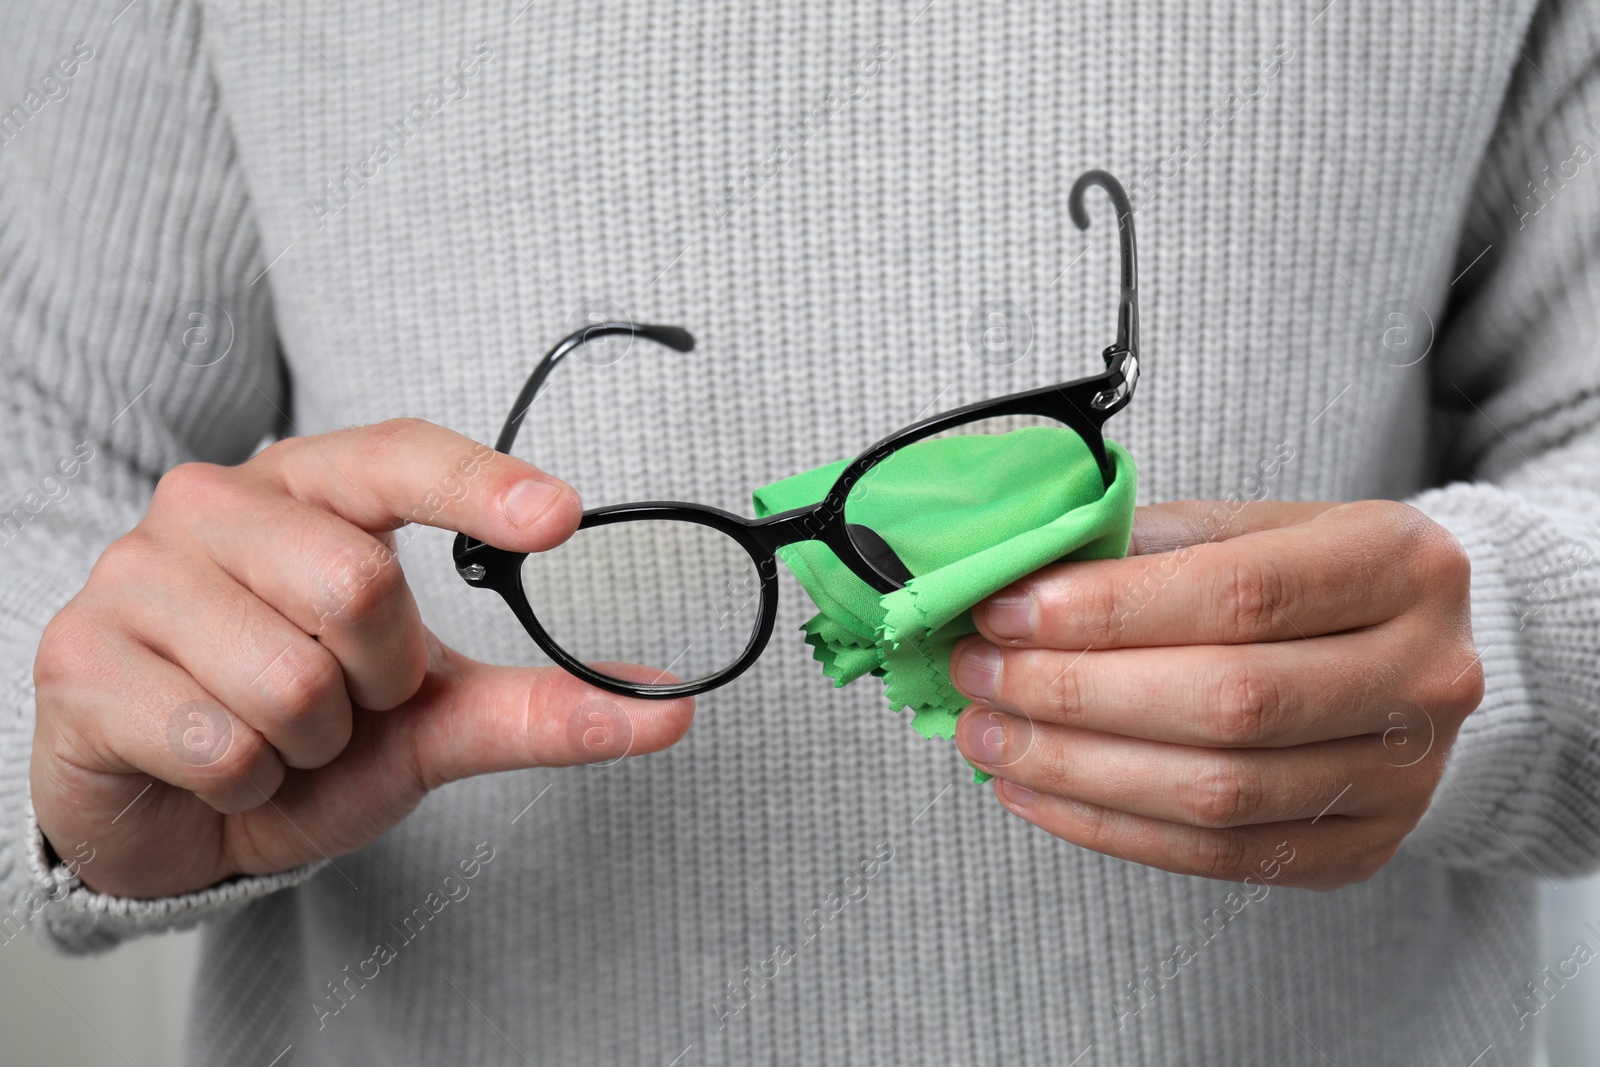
left=752, top=426, right=1137, bottom=779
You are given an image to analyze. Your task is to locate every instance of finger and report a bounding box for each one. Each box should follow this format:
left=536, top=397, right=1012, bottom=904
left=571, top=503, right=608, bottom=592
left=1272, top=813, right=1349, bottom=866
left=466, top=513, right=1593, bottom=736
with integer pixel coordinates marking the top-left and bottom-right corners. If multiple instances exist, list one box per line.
left=987, top=781, right=1398, bottom=889
left=974, top=500, right=1442, bottom=648
left=35, top=610, right=285, bottom=813
left=211, top=647, right=699, bottom=879
left=185, top=497, right=427, bottom=711
left=252, top=418, right=581, bottom=551
left=1128, top=499, right=1335, bottom=556
left=115, top=556, right=354, bottom=768
left=381, top=643, right=696, bottom=790
left=957, top=708, right=1395, bottom=828
left=949, top=631, right=1407, bottom=747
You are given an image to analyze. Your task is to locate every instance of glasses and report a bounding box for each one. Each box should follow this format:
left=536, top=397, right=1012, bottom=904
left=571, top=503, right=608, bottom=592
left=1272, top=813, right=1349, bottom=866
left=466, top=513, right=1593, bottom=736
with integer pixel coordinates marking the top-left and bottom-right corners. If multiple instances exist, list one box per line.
left=454, top=169, right=1140, bottom=699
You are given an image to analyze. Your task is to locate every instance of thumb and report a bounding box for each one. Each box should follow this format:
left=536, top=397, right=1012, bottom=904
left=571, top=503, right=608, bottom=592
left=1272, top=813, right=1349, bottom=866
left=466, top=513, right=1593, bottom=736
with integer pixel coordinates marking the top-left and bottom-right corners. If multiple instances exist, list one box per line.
left=389, top=638, right=696, bottom=790
left=217, top=637, right=693, bottom=880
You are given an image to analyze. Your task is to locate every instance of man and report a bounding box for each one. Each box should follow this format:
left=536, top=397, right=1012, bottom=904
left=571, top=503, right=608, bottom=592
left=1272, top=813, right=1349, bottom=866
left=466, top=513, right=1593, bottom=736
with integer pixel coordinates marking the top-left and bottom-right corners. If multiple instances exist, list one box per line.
left=3, top=0, right=1597, bottom=1063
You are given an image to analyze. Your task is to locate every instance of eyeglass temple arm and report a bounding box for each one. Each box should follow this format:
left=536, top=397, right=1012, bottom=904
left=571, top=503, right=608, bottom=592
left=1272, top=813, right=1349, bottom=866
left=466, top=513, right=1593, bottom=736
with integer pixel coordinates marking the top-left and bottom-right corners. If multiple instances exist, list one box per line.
left=493, top=322, right=696, bottom=454
left=1068, top=169, right=1139, bottom=364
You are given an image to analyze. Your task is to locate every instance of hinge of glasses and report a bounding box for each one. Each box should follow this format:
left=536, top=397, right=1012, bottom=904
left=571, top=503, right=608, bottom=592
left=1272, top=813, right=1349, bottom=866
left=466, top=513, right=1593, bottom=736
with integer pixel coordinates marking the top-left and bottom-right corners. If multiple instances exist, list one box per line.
left=453, top=533, right=489, bottom=582
left=1090, top=349, right=1139, bottom=411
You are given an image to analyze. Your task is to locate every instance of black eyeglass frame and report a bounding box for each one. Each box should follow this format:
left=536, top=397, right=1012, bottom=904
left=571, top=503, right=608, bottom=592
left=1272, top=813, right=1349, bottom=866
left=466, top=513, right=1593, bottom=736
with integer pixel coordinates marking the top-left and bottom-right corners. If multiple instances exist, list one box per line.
left=454, top=169, right=1140, bottom=699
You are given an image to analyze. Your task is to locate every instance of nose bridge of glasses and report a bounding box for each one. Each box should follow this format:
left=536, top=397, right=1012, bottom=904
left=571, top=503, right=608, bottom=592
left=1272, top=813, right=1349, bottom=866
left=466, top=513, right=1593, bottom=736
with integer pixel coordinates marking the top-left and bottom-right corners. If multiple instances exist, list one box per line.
left=749, top=504, right=842, bottom=555
left=493, top=322, right=696, bottom=455
left=748, top=497, right=908, bottom=594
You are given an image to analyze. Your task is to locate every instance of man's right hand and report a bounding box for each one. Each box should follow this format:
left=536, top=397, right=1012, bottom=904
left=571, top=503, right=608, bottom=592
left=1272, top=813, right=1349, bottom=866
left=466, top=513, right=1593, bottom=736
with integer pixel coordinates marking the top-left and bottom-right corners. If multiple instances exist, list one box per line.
left=29, top=419, right=694, bottom=899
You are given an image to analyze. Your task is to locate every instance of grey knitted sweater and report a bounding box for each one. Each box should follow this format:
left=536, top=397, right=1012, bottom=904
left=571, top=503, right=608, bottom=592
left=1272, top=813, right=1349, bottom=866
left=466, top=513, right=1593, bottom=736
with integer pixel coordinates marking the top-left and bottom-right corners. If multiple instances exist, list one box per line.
left=4, top=1, right=1600, bottom=1063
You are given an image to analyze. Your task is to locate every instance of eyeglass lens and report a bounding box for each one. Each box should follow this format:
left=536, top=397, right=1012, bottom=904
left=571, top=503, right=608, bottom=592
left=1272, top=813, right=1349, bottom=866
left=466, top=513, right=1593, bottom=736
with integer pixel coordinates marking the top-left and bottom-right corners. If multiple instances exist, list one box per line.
left=518, top=516, right=765, bottom=686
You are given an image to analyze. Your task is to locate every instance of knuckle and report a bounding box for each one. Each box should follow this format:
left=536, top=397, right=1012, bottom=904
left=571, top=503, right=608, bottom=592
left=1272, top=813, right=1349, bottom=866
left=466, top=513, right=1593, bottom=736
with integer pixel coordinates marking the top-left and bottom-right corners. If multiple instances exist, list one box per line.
left=312, top=540, right=401, bottom=626
left=1070, top=797, right=1109, bottom=843
left=361, top=417, right=430, bottom=462
left=90, top=529, right=157, bottom=582
left=1413, top=637, right=1483, bottom=729
left=1189, top=756, right=1263, bottom=829
left=34, top=608, right=96, bottom=687
left=1450, top=654, right=1487, bottom=716
left=1217, top=557, right=1286, bottom=640
left=1063, top=579, right=1126, bottom=648
left=1368, top=501, right=1470, bottom=586
left=1208, top=659, right=1283, bottom=745
left=1420, top=525, right=1473, bottom=592
left=251, top=437, right=299, bottom=472
left=192, top=721, right=265, bottom=790
left=151, top=461, right=228, bottom=514
left=1346, top=497, right=1405, bottom=526
left=1188, top=831, right=1250, bottom=881
left=1028, top=738, right=1075, bottom=796
left=1044, top=659, right=1088, bottom=724
left=1369, top=498, right=1432, bottom=546
left=520, top=678, right=552, bottom=761
left=262, top=646, right=341, bottom=726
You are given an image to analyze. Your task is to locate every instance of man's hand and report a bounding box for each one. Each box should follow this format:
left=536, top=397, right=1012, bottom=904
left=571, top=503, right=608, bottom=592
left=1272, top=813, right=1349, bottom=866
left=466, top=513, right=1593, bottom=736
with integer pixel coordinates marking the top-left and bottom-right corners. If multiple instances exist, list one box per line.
left=31, top=419, right=694, bottom=899
left=951, top=500, right=1483, bottom=890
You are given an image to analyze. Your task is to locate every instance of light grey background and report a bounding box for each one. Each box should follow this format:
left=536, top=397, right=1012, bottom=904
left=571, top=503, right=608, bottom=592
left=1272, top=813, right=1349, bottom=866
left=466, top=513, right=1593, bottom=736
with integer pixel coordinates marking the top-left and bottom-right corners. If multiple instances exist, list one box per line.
left=2, top=926, right=197, bottom=1066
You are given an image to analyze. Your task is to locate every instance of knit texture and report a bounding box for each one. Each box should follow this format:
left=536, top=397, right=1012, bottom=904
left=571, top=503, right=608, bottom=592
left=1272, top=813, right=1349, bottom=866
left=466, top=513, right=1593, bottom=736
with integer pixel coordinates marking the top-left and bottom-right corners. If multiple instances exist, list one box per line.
left=2, top=1, right=1598, bottom=1064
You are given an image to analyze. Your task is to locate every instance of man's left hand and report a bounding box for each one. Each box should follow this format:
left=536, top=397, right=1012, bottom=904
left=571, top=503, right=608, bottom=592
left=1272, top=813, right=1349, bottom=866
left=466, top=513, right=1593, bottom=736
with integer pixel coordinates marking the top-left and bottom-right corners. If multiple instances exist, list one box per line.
left=951, top=499, right=1484, bottom=891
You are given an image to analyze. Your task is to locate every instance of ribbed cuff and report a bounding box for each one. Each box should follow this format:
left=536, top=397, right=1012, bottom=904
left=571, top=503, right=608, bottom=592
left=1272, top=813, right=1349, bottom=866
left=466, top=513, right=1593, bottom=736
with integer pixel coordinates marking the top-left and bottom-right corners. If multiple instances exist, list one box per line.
left=20, top=798, right=324, bottom=955
left=1403, top=481, right=1600, bottom=876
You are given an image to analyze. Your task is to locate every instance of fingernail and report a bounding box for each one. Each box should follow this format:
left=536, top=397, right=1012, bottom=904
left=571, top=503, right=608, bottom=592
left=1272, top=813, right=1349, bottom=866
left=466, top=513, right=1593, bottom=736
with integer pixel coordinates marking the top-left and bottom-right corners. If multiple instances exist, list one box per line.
left=504, top=479, right=564, bottom=528
left=983, top=591, right=1038, bottom=640
left=953, top=642, right=1003, bottom=699
left=997, top=779, right=1037, bottom=808
left=961, top=706, right=1008, bottom=764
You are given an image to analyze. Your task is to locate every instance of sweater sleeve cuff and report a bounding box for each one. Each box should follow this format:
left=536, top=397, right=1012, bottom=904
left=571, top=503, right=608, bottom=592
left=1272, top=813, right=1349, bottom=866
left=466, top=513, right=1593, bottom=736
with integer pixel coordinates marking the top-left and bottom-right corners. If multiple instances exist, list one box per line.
left=1402, top=481, right=1600, bottom=876
left=19, top=797, right=324, bottom=955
